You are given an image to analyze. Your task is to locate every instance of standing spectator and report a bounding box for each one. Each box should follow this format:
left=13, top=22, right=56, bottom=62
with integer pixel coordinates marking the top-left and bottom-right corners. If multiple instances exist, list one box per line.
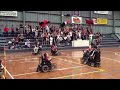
left=50, top=35, right=53, bottom=46
left=19, top=24, right=24, bottom=34
left=46, top=25, right=50, bottom=33
left=32, top=25, right=36, bottom=38
left=11, top=25, right=14, bottom=37
left=35, top=28, right=38, bottom=39
left=26, top=25, right=30, bottom=39
left=16, top=26, right=19, bottom=37
left=78, top=30, right=81, bottom=39
left=4, top=25, right=9, bottom=37
left=98, top=32, right=102, bottom=44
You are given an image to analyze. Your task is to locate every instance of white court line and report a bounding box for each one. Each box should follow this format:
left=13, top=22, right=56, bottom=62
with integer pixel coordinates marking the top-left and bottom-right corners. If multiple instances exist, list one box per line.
left=50, top=70, right=103, bottom=79
left=12, top=65, right=85, bottom=77
left=20, top=61, right=38, bottom=63
left=115, top=52, right=120, bottom=56
left=55, top=65, right=85, bottom=70
left=1, top=64, right=14, bottom=79
left=101, top=57, right=120, bottom=63
left=7, top=58, right=38, bottom=62
left=29, top=65, right=85, bottom=70
left=56, top=57, right=104, bottom=71
left=12, top=72, right=38, bottom=77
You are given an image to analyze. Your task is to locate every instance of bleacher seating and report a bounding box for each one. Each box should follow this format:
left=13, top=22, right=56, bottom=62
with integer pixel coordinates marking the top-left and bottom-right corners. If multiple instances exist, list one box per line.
left=0, top=32, right=72, bottom=50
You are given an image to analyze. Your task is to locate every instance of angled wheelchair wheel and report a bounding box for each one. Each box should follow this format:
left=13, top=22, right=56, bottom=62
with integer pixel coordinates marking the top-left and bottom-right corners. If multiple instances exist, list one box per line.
left=42, top=65, right=49, bottom=72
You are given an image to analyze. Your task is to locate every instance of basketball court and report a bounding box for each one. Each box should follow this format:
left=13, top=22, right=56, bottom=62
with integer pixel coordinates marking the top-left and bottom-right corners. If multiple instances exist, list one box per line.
left=0, top=47, right=120, bottom=79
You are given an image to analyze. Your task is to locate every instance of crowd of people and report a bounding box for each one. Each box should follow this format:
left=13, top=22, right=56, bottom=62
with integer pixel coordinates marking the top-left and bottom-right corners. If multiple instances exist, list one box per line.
left=2, top=21, right=102, bottom=49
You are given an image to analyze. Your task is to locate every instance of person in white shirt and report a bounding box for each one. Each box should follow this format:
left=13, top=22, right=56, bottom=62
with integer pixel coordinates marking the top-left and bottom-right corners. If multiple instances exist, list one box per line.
left=33, top=45, right=39, bottom=54
left=46, top=25, right=49, bottom=33
left=35, top=29, right=38, bottom=38
left=78, top=30, right=81, bottom=39
left=50, top=36, right=53, bottom=45
left=32, top=26, right=36, bottom=37
left=25, top=39, right=30, bottom=48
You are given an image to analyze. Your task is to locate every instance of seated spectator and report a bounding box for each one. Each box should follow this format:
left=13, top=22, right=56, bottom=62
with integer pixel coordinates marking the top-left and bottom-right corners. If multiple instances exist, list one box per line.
left=24, top=39, right=30, bottom=48
left=19, top=34, right=24, bottom=42
left=8, top=40, right=12, bottom=49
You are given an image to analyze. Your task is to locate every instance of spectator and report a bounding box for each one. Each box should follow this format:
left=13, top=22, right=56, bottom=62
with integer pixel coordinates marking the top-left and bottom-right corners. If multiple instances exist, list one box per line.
left=19, top=34, right=24, bottom=42
left=32, top=25, right=36, bottom=38
left=4, top=25, right=9, bottom=37
left=19, top=24, right=24, bottom=34
left=98, top=32, right=102, bottom=44
left=24, top=39, right=30, bottom=48
left=49, top=35, right=53, bottom=46
left=78, top=30, right=81, bottom=39
left=8, top=40, right=12, bottom=49
left=11, top=25, right=14, bottom=37
left=35, top=28, right=38, bottom=39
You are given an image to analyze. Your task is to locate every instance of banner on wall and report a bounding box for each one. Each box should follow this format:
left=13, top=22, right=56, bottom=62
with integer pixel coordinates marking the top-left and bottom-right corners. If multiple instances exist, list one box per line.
left=71, top=16, right=82, bottom=24
left=92, top=19, right=97, bottom=24
left=0, top=11, right=17, bottom=17
left=97, top=18, right=108, bottom=24
left=94, top=11, right=111, bottom=15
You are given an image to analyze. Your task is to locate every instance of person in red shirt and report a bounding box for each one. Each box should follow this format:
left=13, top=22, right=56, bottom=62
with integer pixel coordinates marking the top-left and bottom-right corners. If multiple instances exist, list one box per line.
left=4, top=25, right=9, bottom=37
left=51, top=45, right=58, bottom=55
left=41, top=53, right=52, bottom=66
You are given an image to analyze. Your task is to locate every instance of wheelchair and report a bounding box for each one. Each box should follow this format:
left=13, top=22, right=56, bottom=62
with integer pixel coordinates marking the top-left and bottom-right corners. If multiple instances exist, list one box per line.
left=80, top=48, right=101, bottom=67
left=36, top=58, right=56, bottom=73
left=87, top=57, right=101, bottom=67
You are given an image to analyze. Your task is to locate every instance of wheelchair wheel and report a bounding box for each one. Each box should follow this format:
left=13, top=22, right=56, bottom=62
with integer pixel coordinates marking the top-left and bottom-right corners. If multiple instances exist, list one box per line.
left=95, top=62, right=100, bottom=67
left=91, top=63, right=95, bottom=67
left=42, top=65, right=49, bottom=72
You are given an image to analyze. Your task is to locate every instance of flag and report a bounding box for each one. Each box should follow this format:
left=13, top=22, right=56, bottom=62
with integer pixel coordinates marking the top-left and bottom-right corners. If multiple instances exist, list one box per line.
left=86, top=19, right=93, bottom=25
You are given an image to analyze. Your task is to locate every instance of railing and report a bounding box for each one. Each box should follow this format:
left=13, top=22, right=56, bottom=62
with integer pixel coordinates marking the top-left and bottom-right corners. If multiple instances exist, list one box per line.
left=111, top=33, right=120, bottom=41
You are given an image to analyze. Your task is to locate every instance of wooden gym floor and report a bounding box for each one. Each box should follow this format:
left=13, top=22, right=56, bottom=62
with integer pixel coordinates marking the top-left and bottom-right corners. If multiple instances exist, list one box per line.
left=0, top=47, right=120, bottom=79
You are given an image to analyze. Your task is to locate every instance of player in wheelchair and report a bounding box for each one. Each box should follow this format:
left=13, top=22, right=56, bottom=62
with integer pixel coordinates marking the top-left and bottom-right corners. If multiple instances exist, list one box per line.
left=81, top=45, right=93, bottom=64
left=81, top=44, right=101, bottom=67
left=36, top=53, right=56, bottom=72
left=51, top=45, right=60, bottom=56
left=32, top=44, right=42, bottom=55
